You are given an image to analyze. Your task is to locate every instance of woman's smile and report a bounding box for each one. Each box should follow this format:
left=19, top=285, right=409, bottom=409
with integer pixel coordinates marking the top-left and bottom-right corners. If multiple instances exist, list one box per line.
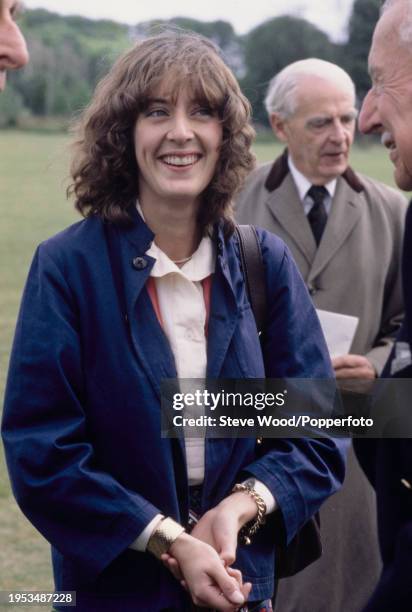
left=159, top=152, right=202, bottom=168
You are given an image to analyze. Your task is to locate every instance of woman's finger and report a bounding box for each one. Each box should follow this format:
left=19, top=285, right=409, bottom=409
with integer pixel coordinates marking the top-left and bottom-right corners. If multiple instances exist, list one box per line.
left=167, top=556, right=184, bottom=580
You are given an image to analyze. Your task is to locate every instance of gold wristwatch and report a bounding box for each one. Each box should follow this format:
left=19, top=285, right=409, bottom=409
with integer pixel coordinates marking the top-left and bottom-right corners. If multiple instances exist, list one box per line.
left=147, top=517, right=185, bottom=560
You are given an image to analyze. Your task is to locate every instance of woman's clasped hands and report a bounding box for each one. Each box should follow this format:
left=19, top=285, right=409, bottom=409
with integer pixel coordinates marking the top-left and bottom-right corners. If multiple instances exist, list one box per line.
left=163, top=490, right=258, bottom=610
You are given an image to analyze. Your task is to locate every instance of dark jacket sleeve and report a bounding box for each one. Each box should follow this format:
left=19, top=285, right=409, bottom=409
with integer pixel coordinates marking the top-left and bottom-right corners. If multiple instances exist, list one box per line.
left=241, top=228, right=348, bottom=543
left=359, top=440, right=412, bottom=612
left=360, top=203, right=412, bottom=609
left=1, top=244, right=160, bottom=580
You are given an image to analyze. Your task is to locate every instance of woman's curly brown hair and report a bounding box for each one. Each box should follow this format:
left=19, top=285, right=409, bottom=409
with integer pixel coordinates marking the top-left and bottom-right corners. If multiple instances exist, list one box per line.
left=67, top=30, right=255, bottom=234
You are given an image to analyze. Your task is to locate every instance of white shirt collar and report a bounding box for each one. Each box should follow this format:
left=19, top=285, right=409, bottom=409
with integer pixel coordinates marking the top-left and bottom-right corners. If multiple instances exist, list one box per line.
left=137, top=202, right=215, bottom=281
left=146, top=237, right=215, bottom=281
left=287, top=154, right=337, bottom=201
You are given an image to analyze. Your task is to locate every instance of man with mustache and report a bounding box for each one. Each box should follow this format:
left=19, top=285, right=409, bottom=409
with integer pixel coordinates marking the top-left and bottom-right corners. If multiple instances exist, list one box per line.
left=356, top=0, right=412, bottom=610
left=236, top=58, right=407, bottom=612
left=0, top=0, right=28, bottom=92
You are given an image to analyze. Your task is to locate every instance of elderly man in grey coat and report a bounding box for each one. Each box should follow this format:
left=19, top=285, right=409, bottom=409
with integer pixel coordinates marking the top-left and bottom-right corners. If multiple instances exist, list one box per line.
left=236, top=59, right=407, bottom=612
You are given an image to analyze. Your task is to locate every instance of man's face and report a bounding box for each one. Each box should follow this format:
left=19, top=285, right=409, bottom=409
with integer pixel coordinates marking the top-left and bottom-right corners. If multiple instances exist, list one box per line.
left=270, top=76, right=357, bottom=185
left=359, top=2, right=412, bottom=191
left=0, top=0, right=29, bottom=91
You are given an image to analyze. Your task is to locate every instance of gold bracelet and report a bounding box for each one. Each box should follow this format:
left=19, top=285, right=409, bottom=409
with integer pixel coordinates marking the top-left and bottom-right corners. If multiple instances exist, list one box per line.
left=147, top=517, right=185, bottom=560
left=232, top=483, right=266, bottom=545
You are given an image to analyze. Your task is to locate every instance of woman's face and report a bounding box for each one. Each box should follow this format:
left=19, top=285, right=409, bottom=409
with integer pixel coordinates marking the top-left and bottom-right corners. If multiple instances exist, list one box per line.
left=134, top=85, right=223, bottom=210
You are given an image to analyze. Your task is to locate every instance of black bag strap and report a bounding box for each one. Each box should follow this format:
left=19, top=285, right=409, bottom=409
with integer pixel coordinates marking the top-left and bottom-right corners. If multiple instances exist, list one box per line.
left=236, top=224, right=322, bottom=579
left=235, top=225, right=267, bottom=333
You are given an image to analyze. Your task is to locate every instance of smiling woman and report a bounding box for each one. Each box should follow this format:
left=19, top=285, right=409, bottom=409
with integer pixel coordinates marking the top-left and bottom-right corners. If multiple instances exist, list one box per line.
left=69, top=31, right=254, bottom=239
left=2, top=30, right=347, bottom=612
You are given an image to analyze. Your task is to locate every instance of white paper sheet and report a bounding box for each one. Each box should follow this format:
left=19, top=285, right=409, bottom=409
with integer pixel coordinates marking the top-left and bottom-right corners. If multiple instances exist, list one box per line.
left=316, top=309, right=359, bottom=359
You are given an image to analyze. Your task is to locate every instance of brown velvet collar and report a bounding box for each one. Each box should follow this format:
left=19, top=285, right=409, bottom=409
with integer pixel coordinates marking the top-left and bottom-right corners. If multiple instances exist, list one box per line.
left=264, top=148, right=365, bottom=193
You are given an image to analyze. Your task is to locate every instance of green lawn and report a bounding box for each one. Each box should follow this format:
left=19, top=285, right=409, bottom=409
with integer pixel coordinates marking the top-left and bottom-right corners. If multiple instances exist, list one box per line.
left=0, top=130, right=404, bottom=600
left=0, top=131, right=76, bottom=607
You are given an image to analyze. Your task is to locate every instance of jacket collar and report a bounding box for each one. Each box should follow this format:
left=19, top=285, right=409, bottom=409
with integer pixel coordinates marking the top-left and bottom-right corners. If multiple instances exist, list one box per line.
left=264, top=148, right=365, bottom=194
left=121, top=204, right=155, bottom=253
left=111, top=213, right=240, bottom=385
left=263, top=151, right=365, bottom=277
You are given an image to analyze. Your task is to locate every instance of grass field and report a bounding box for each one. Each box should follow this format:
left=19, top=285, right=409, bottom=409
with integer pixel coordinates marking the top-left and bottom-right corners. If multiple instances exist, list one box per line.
left=0, top=132, right=76, bottom=610
left=0, top=130, right=404, bottom=604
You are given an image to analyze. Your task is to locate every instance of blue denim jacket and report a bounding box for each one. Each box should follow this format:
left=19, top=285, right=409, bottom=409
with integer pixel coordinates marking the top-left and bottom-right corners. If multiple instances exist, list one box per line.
left=2, top=210, right=346, bottom=610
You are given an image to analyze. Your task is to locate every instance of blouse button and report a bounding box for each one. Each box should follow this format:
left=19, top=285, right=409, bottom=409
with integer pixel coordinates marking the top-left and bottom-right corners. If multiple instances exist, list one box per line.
left=132, top=257, right=147, bottom=270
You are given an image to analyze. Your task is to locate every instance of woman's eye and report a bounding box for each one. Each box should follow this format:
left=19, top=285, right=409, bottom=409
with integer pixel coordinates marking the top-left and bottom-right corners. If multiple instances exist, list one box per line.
left=146, top=109, right=168, bottom=118
left=194, top=107, right=214, bottom=117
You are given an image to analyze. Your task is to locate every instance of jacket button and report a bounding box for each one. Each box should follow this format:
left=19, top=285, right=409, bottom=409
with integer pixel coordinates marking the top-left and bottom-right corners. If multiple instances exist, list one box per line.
left=401, top=478, right=412, bottom=490
left=307, top=283, right=318, bottom=296
left=132, top=256, right=147, bottom=270
left=217, top=240, right=223, bottom=256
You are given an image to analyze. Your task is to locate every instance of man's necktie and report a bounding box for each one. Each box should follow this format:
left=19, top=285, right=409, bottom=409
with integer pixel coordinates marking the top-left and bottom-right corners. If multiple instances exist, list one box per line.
left=307, top=185, right=328, bottom=246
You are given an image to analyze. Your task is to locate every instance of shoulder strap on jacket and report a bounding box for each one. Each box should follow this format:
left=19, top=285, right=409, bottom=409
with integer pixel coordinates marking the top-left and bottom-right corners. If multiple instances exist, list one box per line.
left=235, top=225, right=267, bottom=334
left=236, top=224, right=322, bottom=579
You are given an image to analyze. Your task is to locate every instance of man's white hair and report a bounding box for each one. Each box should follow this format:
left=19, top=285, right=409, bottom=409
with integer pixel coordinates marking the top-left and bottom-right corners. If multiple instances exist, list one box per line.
left=264, top=58, right=355, bottom=119
left=381, top=0, right=412, bottom=46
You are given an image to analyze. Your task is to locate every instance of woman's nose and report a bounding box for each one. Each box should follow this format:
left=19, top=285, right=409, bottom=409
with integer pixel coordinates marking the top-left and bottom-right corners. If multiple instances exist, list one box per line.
left=166, top=113, right=194, bottom=142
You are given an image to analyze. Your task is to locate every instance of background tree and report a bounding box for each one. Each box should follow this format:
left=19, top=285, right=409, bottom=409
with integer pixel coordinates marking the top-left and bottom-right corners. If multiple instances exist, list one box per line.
left=0, top=85, right=26, bottom=127
left=132, top=18, right=244, bottom=75
left=341, top=0, right=382, bottom=102
left=241, top=16, right=339, bottom=125
left=1, top=3, right=381, bottom=130
left=5, top=9, right=131, bottom=125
